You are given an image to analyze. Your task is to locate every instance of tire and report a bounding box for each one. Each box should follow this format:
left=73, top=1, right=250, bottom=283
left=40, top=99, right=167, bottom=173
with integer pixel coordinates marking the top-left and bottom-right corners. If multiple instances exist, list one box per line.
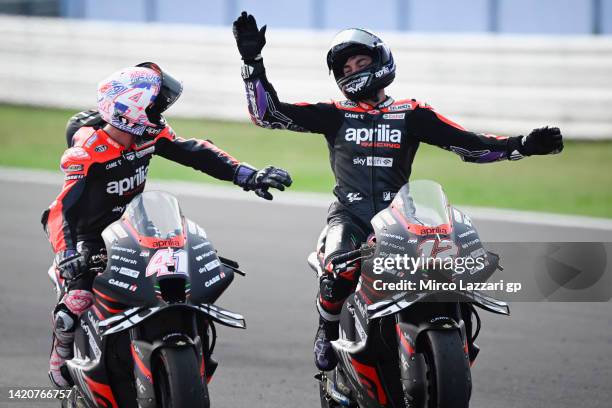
left=153, top=346, right=209, bottom=408
left=423, top=330, right=471, bottom=408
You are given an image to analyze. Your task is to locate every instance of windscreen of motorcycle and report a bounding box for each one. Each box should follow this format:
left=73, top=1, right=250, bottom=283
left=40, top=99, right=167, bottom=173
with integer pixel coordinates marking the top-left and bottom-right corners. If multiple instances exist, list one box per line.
left=358, top=180, right=455, bottom=306
left=122, top=191, right=186, bottom=248
left=359, top=180, right=498, bottom=313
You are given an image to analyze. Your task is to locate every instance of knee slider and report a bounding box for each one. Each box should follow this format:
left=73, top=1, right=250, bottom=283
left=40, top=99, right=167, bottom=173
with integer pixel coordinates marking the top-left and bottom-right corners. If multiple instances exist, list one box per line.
left=62, top=289, right=94, bottom=315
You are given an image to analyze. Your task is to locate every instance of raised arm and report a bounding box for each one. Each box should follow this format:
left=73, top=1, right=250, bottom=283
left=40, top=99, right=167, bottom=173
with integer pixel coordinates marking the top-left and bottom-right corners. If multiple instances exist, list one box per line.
left=409, top=103, right=563, bottom=163
left=233, top=11, right=342, bottom=134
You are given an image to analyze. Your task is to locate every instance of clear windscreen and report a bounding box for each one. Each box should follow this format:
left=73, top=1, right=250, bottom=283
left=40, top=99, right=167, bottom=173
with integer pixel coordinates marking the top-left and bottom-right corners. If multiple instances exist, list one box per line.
left=391, top=180, right=450, bottom=228
left=123, top=191, right=184, bottom=239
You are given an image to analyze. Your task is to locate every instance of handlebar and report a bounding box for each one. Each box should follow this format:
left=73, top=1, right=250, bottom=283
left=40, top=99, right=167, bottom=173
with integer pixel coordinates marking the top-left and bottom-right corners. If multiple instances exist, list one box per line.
left=330, top=249, right=363, bottom=267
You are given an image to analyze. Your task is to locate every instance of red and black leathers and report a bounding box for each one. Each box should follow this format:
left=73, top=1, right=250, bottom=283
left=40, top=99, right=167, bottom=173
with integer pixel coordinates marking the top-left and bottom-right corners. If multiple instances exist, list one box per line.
left=42, top=111, right=240, bottom=253
left=242, top=60, right=525, bottom=227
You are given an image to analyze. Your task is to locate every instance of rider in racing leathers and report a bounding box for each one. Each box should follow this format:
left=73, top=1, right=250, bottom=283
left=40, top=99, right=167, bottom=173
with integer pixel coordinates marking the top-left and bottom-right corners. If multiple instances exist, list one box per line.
left=232, top=12, right=564, bottom=371
left=43, top=62, right=293, bottom=387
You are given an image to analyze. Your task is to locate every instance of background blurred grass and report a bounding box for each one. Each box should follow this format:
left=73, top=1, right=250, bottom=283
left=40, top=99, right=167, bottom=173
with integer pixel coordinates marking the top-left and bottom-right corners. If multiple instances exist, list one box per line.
left=1, top=104, right=611, bottom=218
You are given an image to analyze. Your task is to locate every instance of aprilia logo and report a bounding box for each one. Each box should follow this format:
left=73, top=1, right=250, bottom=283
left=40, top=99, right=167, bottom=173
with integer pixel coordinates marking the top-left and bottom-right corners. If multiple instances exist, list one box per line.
left=345, top=125, right=401, bottom=144
left=106, top=166, right=148, bottom=195
left=374, top=66, right=390, bottom=78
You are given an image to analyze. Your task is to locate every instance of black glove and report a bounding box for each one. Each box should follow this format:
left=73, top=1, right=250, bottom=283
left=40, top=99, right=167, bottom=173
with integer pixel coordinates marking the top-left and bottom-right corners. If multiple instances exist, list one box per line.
left=234, top=164, right=292, bottom=200
left=55, top=249, right=87, bottom=280
left=233, top=11, right=267, bottom=62
left=519, top=126, right=564, bottom=156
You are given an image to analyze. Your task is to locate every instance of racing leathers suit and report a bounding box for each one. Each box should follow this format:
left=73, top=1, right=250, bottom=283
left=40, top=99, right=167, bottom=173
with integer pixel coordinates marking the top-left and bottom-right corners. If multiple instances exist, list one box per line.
left=240, top=59, right=527, bottom=325
left=43, top=110, right=250, bottom=386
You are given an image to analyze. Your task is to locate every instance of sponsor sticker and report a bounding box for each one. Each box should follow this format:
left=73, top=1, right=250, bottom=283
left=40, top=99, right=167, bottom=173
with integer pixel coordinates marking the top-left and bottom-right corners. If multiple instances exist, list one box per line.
left=118, top=267, right=140, bottom=278
left=109, top=278, right=137, bottom=291
left=353, top=156, right=394, bottom=167
left=204, top=271, right=226, bottom=287
left=95, top=145, right=108, bottom=153
left=387, top=103, right=413, bottom=112
left=135, top=146, right=155, bottom=158
left=105, top=160, right=122, bottom=170
left=346, top=192, right=363, bottom=203
left=85, top=134, right=99, bottom=147
left=192, top=242, right=210, bottom=250
left=382, top=191, right=396, bottom=201
left=383, top=113, right=405, bottom=120
left=65, top=147, right=90, bottom=160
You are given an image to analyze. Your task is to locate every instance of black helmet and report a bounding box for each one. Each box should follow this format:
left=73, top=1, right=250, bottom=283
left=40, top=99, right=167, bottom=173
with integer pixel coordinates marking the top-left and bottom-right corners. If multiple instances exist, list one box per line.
left=326, top=28, right=395, bottom=101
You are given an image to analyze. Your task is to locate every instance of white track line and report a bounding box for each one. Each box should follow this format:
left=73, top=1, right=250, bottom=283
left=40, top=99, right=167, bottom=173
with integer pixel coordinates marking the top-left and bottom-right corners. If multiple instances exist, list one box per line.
left=2, top=166, right=612, bottom=231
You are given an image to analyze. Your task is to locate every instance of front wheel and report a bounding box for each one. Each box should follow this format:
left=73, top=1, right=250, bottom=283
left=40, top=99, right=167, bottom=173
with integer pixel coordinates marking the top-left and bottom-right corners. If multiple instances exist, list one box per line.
left=423, top=330, right=471, bottom=408
left=153, top=346, right=209, bottom=408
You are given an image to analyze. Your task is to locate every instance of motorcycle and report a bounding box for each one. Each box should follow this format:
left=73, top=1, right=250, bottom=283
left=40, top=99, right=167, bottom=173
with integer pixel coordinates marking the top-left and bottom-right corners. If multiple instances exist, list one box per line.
left=308, top=180, right=510, bottom=408
left=48, top=191, right=246, bottom=408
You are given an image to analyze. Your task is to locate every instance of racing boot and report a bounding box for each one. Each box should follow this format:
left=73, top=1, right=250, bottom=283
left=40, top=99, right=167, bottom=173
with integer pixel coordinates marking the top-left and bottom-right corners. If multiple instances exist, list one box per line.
left=49, top=290, right=93, bottom=388
left=314, top=316, right=339, bottom=371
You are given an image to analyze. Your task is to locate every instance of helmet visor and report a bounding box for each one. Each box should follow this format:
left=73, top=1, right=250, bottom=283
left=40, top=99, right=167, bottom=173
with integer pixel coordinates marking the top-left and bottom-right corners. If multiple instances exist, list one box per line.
left=329, top=28, right=381, bottom=50
left=136, top=62, right=183, bottom=115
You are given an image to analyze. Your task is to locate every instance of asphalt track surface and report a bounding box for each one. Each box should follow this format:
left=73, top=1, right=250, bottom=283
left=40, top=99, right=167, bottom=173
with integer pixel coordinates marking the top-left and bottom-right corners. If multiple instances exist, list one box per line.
left=1, top=177, right=611, bottom=408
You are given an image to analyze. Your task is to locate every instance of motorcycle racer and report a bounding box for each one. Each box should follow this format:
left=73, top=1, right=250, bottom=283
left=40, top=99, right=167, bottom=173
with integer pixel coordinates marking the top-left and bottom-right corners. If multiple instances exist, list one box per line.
left=42, top=62, right=293, bottom=387
left=232, top=12, right=563, bottom=371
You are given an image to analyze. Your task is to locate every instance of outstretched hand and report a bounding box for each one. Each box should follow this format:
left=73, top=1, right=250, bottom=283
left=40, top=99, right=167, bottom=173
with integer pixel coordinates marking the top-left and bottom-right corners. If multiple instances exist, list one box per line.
left=520, top=126, right=564, bottom=156
left=234, top=164, right=292, bottom=200
left=232, top=11, right=267, bottom=62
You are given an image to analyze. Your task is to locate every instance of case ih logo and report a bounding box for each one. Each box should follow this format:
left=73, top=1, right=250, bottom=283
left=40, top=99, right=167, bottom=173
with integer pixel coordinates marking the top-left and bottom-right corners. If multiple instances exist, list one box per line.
left=109, top=278, right=137, bottom=292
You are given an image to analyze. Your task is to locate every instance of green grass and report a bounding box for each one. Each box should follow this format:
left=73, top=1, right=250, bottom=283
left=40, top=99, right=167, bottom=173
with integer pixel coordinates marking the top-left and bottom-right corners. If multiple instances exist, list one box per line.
left=1, top=104, right=611, bottom=218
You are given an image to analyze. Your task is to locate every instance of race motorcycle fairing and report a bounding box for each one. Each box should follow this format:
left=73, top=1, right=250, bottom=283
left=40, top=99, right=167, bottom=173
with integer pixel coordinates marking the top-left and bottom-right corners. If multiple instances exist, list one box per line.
left=309, top=180, right=510, bottom=408
left=48, top=191, right=245, bottom=408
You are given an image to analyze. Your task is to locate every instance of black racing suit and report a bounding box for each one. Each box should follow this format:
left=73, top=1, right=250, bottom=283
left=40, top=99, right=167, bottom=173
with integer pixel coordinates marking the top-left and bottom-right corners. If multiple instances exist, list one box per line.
left=241, top=59, right=526, bottom=319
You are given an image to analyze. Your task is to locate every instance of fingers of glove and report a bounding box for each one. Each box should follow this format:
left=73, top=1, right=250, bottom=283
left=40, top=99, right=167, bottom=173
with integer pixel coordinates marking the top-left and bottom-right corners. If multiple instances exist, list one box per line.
left=255, top=188, right=273, bottom=200
left=259, top=25, right=267, bottom=43
left=233, top=12, right=247, bottom=32
left=59, top=253, right=83, bottom=267
left=260, top=177, right=286, bottom=191
left=265, top=170, right=292, bottom=187
left=239, top=11, right=249, bottom=26
left=244, top=15, right=258, bottom=34
left=261, top=167, right=292, bottom=186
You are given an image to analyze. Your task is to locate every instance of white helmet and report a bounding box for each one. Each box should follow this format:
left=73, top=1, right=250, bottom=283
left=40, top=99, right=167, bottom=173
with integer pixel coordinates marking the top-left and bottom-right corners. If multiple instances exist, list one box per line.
left=96, top=62, right=183, bottom=136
